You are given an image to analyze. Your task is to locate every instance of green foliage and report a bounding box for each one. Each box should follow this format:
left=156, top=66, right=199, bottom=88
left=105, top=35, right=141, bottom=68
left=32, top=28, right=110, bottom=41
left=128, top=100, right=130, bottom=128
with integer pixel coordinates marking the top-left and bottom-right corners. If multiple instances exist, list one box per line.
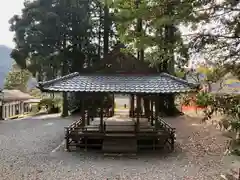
left=4, top=64, right=31, bottom=92
left=110, top=0, right=198, bottom=71
left=29, top=88, right=42, bottom=98
left=231, top=120, right=240, bottom=132
left=10, top=0, right=118, bottom=116
left=38, top=97, right=61, bottom=114
left=9, top=0, right=109, bottom=80
left=175, top=70, right=186, bottom=79
left=195, top=92, right=212, bottom=108
left=224, top=63, right=240, bottom=81
left=189, top=1, right=240, bottom=71
left=38, top=98, right=54, bottom=108
left=201, top=94, right=240, bottom=134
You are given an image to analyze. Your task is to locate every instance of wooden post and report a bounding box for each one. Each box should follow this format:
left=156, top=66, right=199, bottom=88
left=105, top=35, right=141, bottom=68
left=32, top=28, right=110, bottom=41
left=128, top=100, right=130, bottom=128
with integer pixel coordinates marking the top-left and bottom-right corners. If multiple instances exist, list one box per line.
left=170, top=132, right=175, bottom=151
left=130, top=94, right=135, bottom=117
left=81, top=99, right=85, bottom=127
left=91, top=99, right=94, bottom=122
left=151, top=99, right=154, bottom=126
left=103, top=122, right=106, bottom=133
left=112, top=93, right=115, bottom=116
left=155, top=95, right=159, bottom=129
left=65, top=127, right=70, bottom=151
left=136, top=95, right=141, bottom=132
left=87, top=109, right=90, bottom=125
left=100, top=97, right=104, bottom=132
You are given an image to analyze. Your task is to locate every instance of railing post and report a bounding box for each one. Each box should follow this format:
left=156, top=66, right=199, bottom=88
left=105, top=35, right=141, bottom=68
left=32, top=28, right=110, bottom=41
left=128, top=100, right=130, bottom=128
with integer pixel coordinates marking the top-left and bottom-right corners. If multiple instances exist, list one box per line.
left=65, top=127, right=70, bottom=151
left=155, top=116, right=159, bottom=130
left=134, top=121, right=137, bottom=134
left=103, top=122, right=106, bottom=133
left=170, top=129, right=176, bottom=151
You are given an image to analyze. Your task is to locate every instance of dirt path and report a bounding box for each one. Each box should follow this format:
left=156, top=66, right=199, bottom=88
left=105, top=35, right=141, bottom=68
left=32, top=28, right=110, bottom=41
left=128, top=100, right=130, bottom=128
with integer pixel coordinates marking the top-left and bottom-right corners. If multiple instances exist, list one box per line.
left=165, top=115, right=233, bottom=179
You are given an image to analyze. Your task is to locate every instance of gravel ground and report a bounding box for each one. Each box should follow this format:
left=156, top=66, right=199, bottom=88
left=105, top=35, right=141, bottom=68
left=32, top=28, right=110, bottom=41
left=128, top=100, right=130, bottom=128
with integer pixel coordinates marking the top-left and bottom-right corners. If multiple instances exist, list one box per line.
left=0, top=114, right=233, bottom=180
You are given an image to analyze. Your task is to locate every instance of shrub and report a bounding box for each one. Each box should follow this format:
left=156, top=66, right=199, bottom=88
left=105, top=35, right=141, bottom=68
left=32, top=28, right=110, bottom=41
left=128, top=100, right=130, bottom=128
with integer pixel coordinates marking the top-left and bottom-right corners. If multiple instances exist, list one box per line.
left=38, top=98, right=61, bottom=114
left=195, top=92, right=212, bottom=108
left=181, top=95, right=192, bottom=106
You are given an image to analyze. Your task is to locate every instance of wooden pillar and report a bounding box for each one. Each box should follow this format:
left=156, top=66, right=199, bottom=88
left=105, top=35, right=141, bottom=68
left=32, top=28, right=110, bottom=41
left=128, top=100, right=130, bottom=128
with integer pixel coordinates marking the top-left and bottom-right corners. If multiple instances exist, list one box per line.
left=130, top=94, right=134, bottom=117
left=65, top=127, right=70, bottom=151
left=87, top=109, right=90, bottom=125
left=100, top=96, right=104, bottom=132
left=89, top=100, right=93, bottom=122
left=81, top=99, right=85, bottom=126
left=154, top=95, right=159, bottom=129
left=150, top=98, right=154, bottom=126
left=112, top=93, right=115, bottom=116
left=136, top=95, right=141, bottom=132
left=62, top=92, right=68, bottom=117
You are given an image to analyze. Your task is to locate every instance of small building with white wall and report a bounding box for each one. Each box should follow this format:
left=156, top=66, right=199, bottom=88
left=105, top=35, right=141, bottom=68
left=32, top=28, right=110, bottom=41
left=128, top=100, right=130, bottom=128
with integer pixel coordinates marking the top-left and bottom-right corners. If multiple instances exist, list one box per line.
left=1, top=90, right=34, bottom=119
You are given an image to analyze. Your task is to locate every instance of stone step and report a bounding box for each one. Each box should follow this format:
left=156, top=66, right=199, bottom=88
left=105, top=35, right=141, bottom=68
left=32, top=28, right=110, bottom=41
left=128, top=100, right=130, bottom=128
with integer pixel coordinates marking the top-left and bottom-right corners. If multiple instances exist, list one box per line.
left=103, top=138, right=137, bottom=153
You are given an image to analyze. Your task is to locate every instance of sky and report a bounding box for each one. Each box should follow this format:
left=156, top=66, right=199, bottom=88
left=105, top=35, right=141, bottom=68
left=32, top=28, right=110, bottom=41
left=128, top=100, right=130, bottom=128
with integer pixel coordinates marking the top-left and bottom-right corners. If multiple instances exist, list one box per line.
left=0, top=0, right=24, bottom=48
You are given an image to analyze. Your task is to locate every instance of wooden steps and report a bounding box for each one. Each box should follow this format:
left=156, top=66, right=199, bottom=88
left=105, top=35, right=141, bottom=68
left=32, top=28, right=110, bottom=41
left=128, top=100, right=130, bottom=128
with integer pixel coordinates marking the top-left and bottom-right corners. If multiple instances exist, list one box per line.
left=103, top=138, right=137, bottom=153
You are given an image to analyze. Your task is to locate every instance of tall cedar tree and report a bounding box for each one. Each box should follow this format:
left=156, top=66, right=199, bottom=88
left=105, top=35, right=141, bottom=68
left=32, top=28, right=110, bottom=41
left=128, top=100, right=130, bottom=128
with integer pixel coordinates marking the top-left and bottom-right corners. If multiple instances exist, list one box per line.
left=111, top=0, right=201, bottom=115
left=9, top=0, right=108, bottom=116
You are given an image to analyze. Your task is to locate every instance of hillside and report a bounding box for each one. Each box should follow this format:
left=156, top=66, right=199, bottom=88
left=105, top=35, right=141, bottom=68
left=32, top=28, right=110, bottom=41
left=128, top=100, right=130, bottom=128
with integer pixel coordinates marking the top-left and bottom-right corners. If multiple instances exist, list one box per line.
left=0, top=45, right=13, bottom=89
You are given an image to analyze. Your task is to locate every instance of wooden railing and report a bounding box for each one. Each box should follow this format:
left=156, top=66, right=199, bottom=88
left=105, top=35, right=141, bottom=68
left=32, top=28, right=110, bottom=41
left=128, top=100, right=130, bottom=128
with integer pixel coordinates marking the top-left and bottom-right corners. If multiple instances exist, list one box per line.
left=69, top=118, right=83, bottom=130
left=156, top=117, right=176, bottom=135
left=155, top=116, right=176, bottom=151
left=65, top=118, right=84, bottom=151
left=64, top=116, right=176, bottom=151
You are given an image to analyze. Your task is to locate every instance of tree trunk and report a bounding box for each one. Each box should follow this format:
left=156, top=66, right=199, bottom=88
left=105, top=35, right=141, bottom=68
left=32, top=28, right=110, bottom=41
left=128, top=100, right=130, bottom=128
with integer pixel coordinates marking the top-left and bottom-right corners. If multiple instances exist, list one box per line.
left=155, top=24, right=180, bottom=117
left=61, top=50, right=69, bottom=117
left=103, top=2, right=109, bottom=58
left=98, top=5, right=102, bottom=59
left=160, top=11, right=180, bottom=116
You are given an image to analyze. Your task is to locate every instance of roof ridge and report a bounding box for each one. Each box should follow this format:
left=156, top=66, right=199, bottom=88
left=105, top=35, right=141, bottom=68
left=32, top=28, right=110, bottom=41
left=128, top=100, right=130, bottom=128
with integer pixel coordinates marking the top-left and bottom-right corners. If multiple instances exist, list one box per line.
left=160, top=72, right=199, bottom=87
left=39, top=72, right=79, bottom=87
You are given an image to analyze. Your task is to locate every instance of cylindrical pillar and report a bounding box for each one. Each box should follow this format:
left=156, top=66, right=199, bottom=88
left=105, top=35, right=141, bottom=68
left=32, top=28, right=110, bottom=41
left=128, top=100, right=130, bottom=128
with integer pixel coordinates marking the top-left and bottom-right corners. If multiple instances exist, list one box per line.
left=81, top=99, right=85, bottom=126
left=136, top=95, right=141, bottom=132
left=130, top=94, right=135, bottom=117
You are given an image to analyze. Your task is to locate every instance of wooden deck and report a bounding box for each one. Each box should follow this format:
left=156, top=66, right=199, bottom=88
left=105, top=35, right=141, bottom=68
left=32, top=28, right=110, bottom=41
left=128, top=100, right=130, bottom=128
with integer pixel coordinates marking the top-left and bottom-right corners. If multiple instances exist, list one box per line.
left=65, top=116, right=176, bottom=153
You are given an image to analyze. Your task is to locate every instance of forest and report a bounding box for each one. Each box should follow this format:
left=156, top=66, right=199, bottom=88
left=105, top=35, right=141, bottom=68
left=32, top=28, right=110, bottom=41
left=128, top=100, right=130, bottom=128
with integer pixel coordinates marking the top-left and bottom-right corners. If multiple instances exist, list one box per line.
left=8, top=0, right=240, bottom=117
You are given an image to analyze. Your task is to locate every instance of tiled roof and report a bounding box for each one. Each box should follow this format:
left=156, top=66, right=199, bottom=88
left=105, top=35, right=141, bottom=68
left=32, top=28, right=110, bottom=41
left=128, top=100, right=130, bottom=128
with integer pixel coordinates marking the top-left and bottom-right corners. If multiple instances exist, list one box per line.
left=39, top=72, right=198, bottom=94
left=2, top=90, right=33, bottom=102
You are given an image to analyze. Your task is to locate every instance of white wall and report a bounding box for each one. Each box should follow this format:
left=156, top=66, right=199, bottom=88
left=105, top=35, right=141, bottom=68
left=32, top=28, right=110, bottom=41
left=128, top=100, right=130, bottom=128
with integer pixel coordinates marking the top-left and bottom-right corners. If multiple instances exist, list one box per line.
left=2, top=101, right=28, bottom=119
